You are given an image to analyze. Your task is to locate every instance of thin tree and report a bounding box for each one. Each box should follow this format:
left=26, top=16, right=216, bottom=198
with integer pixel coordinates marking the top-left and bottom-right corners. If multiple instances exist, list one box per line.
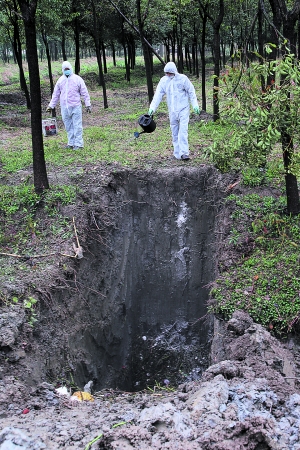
left=0, top=0, right=31, bottom=108
left=89, top=0, right=108, bottom=108
left=262, top=0, right=300, bottom=213
left=199, top=0, right=224, bottom=121
left=198, top=1, right=209, bottom=111
left=17, top=0, right=49, bottom=192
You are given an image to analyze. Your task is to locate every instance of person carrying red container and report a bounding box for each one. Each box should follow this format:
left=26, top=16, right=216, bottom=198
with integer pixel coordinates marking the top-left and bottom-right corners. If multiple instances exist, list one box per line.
left=47, top=61, right=91, bottom=150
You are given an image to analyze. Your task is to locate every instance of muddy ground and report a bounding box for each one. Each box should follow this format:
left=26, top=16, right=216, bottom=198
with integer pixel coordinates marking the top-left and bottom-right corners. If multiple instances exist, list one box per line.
left=1, top=72, right=300, bottom=449
left=1, top=311, right=300, bottom=449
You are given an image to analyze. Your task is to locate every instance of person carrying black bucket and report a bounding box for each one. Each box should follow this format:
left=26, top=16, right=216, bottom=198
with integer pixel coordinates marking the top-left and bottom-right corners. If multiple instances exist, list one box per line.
left=148, top=62, right=200, bottom=161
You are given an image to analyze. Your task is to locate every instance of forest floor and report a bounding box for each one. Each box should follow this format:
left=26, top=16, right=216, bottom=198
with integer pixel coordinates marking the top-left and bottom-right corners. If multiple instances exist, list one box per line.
left=1, top=58, right=300, bottom=449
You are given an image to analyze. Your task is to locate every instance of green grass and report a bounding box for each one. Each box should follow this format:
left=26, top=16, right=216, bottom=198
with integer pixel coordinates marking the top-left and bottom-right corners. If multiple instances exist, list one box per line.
left=210, top=193, right=300, bottom=334
left=0, top=184, right=39, bottom=214
left=0, top=183, right=77, bottom=256
left=1, top=139, right=33, bottom=172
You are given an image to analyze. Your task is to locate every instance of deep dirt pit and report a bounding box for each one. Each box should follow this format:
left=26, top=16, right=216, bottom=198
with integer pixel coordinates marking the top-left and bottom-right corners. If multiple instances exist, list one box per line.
left=2, top=165, right=300, bottom=449
left=25, top=166, right=225, bottom=392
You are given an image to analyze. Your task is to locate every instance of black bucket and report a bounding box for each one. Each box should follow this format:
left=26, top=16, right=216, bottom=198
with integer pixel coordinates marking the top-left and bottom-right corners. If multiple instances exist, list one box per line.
left=138, top=114, right=156, bottom=133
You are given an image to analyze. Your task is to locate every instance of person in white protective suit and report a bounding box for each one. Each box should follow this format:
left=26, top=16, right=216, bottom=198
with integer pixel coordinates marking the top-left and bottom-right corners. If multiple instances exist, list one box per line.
left=46, top=61, right=91, bottom=150
left=148, top=61, right=200, bottom=160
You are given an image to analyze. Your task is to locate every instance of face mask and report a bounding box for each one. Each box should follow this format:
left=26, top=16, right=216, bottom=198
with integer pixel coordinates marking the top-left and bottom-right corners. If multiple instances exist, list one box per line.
left=64, top=70, right=71, bottom=77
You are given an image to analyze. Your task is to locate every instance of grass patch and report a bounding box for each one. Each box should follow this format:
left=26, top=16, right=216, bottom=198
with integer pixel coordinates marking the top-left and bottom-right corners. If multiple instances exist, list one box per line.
left=210, top=193, right=300, bottom=334
left=0, top=183, right=77, bottom=254
left=0, top=184, right=39, bottom=214
left=1, top=140, right=33, bottom=172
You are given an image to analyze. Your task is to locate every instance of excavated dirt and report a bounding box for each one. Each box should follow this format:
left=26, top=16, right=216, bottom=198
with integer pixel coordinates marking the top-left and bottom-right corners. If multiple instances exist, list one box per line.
left=1, top=311, right=300, bottom=449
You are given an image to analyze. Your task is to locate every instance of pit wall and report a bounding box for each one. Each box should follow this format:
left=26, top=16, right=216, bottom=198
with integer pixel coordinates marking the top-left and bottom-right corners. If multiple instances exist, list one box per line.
left=37, top=167, right=229, bottom=390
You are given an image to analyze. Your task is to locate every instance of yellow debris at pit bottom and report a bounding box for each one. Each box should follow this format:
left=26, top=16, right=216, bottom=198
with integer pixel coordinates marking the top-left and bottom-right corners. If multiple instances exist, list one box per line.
left=71, top=391, right=94, bottom=402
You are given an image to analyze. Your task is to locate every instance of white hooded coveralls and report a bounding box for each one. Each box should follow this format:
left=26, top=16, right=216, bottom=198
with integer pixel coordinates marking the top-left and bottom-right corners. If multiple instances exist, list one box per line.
left=48, top=61, right=91, bottom=148
left=149, top=62, right=199, bottom=159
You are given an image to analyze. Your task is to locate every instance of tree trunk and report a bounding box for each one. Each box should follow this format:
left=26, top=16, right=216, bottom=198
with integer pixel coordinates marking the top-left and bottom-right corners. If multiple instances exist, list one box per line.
left=221, top=39, right=225, bottom=68
left=94, top=42, right=108, bottom=108
left=111, top=41, right=116, bottom=66
left=54, top=41, right=58, bottom=60
left=178, top=16, right=184, bottom=72
left=102, top=42, right=107, bottom=73
left=172, top=27, right=176, bottom=62
left=123, top=41, right=130, bottom=80
left=62, top=31, right=67, bottom=60
left=199, top=8, right=208, bottom=111
left=128, top=40, right=132, bottom=69
left=12, top=46, right=17, bottom=63
left=211, top=0, right=224, bottom=121
left=165, top=37, right=170, bottom=62
left=13, top=22, right=31, bottom=108
left=258, top=0, right=265, bottom=89
left=136, top=0, right=154, bottom=102
left=10, top=0, right=31, bottom=108
left=142, top=42, right=154, bottom=101
left=230, top=23, right=235, bottom=67
left=149, top=38, right=154, bottom=74
left=132, top=38, right=136, bottom=68
left=267, top=0, right=282, bottom=86
left=17, top=0, right=49, bottom=192
left=191, top=42, right=196, bottom=75
left=42, top=33, right=54, bottom=95
left=298, top=12, right=300, bottom=60
left=186, top=44, right=192, bottom=73
left=90, top=0, right=108, bottom=108
left=122, top=30, right=130, bottom=82
left=41, top=32, right=56, bottom=118
left=281, top=128, right=300, bottom=213
left=74, top=17, right=80, bottom=74
left=280, top=13, right=300, bottom=213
